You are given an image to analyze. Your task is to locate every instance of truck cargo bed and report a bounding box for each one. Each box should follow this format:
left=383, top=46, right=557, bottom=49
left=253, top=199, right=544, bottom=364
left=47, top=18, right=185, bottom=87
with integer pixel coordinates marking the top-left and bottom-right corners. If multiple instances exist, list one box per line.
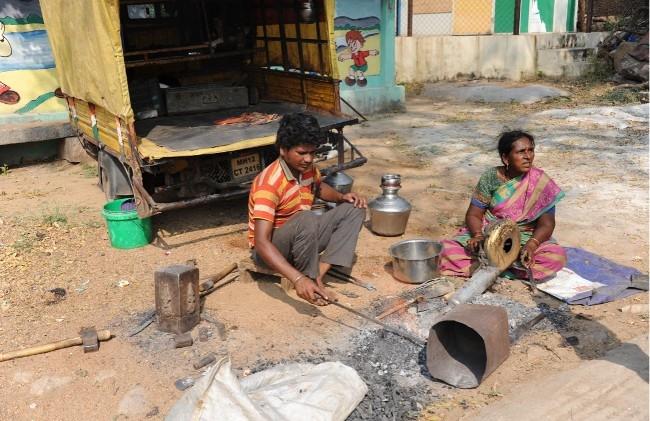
left=134, top=102, right=357, bottom=152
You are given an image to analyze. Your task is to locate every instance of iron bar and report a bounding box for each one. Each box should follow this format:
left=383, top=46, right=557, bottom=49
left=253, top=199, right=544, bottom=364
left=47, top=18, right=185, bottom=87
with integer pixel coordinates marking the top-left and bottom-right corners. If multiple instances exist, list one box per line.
left=513, top=0, right=522, bottom=35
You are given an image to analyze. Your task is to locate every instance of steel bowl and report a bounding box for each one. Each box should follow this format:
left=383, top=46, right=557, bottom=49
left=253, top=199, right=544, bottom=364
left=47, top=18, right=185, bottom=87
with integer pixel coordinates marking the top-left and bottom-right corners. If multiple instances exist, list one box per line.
left=389, top=239, right=442, bottom=284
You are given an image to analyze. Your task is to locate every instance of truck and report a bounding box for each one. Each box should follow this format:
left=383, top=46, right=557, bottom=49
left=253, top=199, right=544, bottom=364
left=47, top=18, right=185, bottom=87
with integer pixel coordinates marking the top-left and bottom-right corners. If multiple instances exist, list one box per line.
left=40, top=0, right=366, bottom=217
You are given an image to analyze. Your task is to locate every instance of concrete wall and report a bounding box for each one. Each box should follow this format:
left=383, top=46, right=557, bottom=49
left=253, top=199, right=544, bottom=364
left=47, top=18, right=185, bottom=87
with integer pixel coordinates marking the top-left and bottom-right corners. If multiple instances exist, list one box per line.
left=396, top=31, right=607, bottom=82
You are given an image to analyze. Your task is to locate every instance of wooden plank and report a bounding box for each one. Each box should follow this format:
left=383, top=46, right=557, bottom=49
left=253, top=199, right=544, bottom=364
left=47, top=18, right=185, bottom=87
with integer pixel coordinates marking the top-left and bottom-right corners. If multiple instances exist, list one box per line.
left=74, top=99, right=130, bottom=159
left=452, top=0, right=493, bottom=34
left=413, top=0, right=453, bottom=14
left=252, top=70, right=340, bottom=112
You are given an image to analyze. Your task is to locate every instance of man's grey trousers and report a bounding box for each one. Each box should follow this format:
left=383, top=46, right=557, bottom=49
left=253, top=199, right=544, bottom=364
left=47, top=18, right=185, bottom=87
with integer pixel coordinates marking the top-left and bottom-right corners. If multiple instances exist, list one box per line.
left=253, top=203, right=366, bottom=280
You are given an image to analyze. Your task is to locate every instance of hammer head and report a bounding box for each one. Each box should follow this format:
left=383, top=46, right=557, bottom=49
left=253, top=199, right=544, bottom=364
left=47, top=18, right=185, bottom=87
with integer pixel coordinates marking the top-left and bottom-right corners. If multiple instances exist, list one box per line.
left=79, top=327, right=99, bottom=353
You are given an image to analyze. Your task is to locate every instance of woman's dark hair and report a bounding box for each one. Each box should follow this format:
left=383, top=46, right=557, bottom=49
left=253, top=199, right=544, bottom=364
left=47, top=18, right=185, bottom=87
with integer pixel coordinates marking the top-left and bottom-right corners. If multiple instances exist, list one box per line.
left=497, top=130, right=535, bottom=158
left=275, top=113, right=325, bottom=150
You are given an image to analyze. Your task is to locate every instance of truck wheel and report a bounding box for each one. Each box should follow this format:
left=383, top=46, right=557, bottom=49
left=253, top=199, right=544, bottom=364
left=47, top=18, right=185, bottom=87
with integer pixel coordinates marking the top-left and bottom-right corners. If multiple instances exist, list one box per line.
left=98, top=150, right=133, bottom=201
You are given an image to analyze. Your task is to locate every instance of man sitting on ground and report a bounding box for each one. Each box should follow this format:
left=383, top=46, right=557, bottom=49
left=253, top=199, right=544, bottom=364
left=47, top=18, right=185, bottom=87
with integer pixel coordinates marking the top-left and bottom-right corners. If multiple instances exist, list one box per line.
left=248, top=113, right=367, bottom=305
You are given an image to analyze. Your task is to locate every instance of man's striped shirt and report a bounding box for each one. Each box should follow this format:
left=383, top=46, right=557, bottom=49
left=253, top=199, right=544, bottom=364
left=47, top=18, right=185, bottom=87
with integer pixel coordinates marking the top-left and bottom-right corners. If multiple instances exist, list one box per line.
left=248, top=159, right=320, bottom=247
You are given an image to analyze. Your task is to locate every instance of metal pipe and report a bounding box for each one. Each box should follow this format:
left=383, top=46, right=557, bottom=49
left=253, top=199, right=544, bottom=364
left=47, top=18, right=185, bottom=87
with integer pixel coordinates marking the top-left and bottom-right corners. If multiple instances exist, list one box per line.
left=319, top=157, right=367, bottom=176
left=407, top=0, right=413, bottom=36
left=513, top=0, right=522, bottom=35
left=328, top=268, right=377, bottom=291
left=340, top=97, right=368, bottom=121
left=448, top=266, right=501, bottom=306
left=586, top=0, right=594, bottom=33
left=151, top=189, right=250, bottom=214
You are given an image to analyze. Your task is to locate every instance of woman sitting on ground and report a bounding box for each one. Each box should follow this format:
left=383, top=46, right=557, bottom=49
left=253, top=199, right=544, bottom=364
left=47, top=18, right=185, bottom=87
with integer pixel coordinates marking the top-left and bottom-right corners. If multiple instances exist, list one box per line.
left=438, top=130, right=567, bottom=281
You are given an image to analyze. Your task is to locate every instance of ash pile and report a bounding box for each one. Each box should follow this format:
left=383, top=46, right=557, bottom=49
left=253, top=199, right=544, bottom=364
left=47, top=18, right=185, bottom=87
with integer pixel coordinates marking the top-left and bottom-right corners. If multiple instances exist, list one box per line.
left=257, top=285, right=571, bottom=421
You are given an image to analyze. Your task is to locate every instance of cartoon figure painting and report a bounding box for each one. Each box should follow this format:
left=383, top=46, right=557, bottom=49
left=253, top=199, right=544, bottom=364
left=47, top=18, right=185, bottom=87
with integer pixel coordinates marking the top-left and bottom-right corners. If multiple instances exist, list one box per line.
left=334, top=0, right=382, bottom=88
left=0, top=22, right=20, bottom=105
left=337, top=30, right=378, bottom=87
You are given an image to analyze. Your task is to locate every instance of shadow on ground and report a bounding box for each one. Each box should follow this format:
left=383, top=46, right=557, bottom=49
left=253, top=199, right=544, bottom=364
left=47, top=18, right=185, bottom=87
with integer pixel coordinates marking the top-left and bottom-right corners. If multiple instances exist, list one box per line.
left=151, top=197, right=249, bottom=249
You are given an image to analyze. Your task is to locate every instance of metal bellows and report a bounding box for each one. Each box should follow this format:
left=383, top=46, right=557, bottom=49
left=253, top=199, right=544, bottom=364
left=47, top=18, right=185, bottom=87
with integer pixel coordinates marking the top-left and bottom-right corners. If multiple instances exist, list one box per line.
left=426, top=304, right=510, bottom=388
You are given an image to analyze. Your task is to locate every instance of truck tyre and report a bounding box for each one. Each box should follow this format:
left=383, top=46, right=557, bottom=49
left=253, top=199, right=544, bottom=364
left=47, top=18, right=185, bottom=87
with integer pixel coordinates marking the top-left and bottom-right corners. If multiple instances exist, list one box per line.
left=98, top=150, right=133, bottom=201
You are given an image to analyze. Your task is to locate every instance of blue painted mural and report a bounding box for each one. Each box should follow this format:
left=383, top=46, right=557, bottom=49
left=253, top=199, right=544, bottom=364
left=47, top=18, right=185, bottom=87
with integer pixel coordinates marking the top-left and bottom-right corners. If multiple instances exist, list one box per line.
left=0, top=0, right=64, bottom=115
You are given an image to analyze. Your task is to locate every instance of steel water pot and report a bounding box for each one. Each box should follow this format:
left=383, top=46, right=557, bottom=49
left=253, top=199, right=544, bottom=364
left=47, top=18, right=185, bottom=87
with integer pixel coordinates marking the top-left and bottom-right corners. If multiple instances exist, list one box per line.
left=323, top=171, right=353, bottom=194
left=368, top=174, right=411, bottom=236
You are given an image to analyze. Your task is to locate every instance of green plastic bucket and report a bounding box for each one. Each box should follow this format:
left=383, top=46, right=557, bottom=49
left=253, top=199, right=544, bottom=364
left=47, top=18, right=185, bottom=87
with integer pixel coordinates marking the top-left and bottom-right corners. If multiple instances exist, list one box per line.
left=102, top=198, right=152, bottom=249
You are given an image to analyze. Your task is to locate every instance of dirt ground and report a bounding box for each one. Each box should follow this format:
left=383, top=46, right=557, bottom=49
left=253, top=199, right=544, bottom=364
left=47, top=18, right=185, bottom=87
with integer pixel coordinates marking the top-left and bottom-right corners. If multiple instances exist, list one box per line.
left=0, top=80, right=648, bottom=420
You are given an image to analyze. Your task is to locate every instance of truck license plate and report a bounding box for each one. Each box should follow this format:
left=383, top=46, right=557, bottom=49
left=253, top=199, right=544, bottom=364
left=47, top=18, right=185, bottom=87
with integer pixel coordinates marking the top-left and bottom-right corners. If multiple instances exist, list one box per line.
left=231, top=153, right=262, bottom=179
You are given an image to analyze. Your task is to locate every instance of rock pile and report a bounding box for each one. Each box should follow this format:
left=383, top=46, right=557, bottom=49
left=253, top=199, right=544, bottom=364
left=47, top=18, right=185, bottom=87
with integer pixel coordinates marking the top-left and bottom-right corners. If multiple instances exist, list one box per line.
left=597, top=8, right=649, bottom=84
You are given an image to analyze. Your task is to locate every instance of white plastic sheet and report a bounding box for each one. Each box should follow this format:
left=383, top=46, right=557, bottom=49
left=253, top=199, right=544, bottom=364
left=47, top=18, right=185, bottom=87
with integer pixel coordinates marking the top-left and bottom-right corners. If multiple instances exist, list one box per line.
left=166, top=357, right=368, bottom=421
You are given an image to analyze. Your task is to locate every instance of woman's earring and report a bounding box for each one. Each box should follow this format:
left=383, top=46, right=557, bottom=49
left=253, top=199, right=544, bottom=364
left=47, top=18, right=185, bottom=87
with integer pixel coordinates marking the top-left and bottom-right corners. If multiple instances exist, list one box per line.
left=505, top=163, right=509, bottom=172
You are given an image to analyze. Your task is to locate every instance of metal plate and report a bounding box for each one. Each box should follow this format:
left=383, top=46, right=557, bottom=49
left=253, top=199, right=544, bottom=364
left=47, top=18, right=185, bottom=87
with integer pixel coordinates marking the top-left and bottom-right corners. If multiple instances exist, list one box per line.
left=231, top=153, right=261, bottom=179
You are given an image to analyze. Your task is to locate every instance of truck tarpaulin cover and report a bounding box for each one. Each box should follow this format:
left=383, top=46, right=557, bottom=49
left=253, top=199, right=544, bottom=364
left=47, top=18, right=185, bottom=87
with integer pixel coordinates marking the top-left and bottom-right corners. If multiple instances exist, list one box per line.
left=39, top=0, right=134, bottom=121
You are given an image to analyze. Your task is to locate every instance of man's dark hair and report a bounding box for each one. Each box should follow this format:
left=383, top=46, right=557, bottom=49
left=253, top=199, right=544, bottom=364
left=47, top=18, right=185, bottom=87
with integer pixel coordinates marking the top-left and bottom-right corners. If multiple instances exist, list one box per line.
left=497, top=130, right=535, bottom=158
left=275, top=113, right=325, bottom=150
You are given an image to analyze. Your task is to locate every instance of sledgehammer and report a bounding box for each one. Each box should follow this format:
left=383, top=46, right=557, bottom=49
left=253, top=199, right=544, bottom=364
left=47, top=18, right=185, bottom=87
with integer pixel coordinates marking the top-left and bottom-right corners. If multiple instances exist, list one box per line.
left=0, top=327, right=112, bottom=362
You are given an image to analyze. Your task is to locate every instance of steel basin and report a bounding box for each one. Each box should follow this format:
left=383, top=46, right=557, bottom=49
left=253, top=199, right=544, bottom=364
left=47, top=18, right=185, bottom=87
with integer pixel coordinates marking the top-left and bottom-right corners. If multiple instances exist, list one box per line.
left=389, top=239, right=441, bottom=284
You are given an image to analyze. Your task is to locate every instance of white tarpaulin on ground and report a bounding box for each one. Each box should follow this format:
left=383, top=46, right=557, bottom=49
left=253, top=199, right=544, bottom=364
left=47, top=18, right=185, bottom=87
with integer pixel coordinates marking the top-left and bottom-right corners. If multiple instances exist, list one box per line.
left=537, top=268, right=606, bottom=302
left=165, top=357, right=368, bottom=421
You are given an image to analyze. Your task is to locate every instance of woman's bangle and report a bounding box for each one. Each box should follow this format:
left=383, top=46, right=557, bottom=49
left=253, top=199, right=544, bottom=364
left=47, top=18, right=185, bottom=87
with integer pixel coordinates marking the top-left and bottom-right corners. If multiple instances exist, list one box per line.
left=529, top=237, right=541, bottom=246
left=292, top=274, right=306, bottom=285
left=471, top=232, right=484, bottom=238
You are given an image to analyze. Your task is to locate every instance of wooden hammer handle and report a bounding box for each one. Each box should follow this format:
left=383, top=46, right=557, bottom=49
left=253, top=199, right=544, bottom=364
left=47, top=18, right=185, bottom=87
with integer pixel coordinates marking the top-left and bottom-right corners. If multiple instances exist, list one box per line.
left=0, top=329, right=111, bottom=362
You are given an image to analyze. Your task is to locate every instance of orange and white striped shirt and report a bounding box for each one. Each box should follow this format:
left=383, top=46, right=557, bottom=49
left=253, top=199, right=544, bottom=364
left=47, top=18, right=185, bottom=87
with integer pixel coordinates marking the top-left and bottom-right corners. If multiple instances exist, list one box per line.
left=248, top=158, right=321, bottom=247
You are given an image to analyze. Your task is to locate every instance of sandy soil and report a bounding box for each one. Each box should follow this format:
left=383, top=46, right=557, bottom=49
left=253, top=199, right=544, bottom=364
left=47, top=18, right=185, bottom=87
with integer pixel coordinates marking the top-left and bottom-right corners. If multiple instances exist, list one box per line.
left=0, top=81, right=648, bottom=420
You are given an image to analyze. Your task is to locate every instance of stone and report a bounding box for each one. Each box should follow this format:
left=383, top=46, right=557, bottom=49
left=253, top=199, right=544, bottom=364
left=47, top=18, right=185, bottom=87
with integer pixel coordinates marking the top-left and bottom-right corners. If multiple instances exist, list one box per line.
left=174, top=332, right=194, bottom=348
left=30, top=376, right=72, bottom=396
left=58, top=137, right=95, bottom=164
left=118, top=386, right=149, bottom=417
left=94, top=369, right=117, bottom=383
left=13, top=371, right=34, bottom=384
left=609, top=41, right=638, bottom=73
left=620, top=57, right=649, bottom=82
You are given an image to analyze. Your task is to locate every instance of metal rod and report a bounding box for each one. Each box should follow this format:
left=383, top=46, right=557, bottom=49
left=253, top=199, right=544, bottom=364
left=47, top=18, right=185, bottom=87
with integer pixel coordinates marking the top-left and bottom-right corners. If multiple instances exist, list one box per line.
left=336, top=129, right=345, bottom=166
left=313, top=0, right=325, bottom=74
left=510, top=313, right=546, bottom=343
left=319, top=157, right=367, bottom=176
left=330, top=268, right=376, bottom=291
left=340, top=97, right=368, bottom=121
left=407, top=0, right=413, bottom=36
left=199, top=0, right=212, bottom=52
left=396, top=0, right=401, bottom=36
left=260, top=0, right=271, bottom=66
left=327, top=270, right=376, bottom=291
left=293, top=0, right=307, bottom=103
left=376, top=296, right=424, bottom=320
left=586, top=0, right=594, bottom=33
left=513, top=0, right=522, bottom=35
left=276, top=1, right=290, bottom=71
left=255, top=36, right=328, bottom=45
left=327, top=300, right=426, bottom=346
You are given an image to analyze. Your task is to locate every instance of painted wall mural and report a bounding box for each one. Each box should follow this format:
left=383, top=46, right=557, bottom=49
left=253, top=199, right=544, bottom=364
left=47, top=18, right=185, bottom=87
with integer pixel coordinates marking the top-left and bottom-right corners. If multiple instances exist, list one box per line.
left=0, top=0, right=65, bottom=115
left=335, top=0, right=381, bottom=88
